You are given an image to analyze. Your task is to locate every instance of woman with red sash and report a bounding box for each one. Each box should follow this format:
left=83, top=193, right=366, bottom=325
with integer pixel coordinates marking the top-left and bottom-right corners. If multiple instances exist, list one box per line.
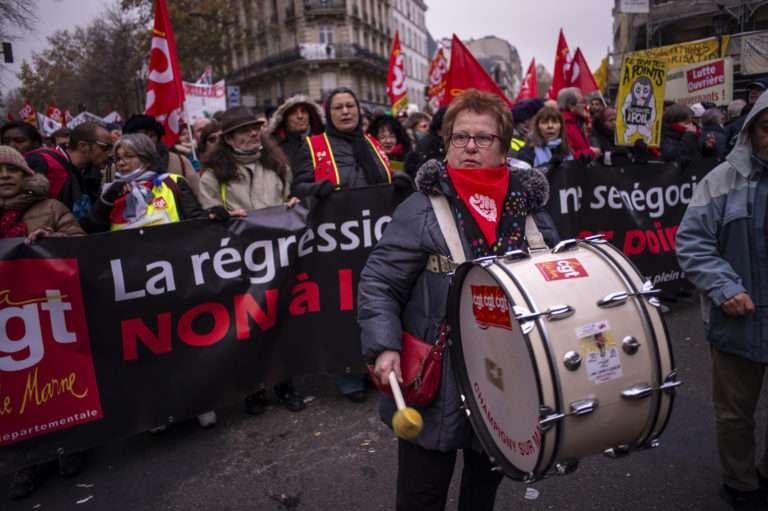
left=293, top=87, right=412, bottom=402
left=358, top=90, right=558, bottom=511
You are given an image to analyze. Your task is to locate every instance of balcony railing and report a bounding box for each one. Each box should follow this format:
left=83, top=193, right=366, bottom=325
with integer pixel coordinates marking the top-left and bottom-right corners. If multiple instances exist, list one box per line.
left=304, top=0, right=346, bottom=14
left=228, top=43, right=387, bottom=82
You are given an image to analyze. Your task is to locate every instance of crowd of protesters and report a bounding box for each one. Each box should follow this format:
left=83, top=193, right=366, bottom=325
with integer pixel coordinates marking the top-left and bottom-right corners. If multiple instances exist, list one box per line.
left=1, top=78, right=764, bottom=505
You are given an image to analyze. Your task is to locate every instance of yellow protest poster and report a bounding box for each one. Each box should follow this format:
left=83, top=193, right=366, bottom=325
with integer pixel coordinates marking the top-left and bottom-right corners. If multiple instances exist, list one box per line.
left=626, top=36, right=729, bottom=71
left=616, top=57, right=667, bottom=147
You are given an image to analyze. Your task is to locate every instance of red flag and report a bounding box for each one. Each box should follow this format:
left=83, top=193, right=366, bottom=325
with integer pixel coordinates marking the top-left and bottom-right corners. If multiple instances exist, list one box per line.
left=568, top=48, right=600, bottom=95
left=19, top=100, right=37, bottom=127
left=427, top=47, right=449, bottom=111
left=46, top=103, right=64, bottom=125
left=441, top=35, right=512, bottom=108
left=514, top=59, right=538, bottom=103
left=386, top=31, right=408, bottom=114
left=548, top=28, right=572, bottom=100
left=145, top=0, right=185, bottom=147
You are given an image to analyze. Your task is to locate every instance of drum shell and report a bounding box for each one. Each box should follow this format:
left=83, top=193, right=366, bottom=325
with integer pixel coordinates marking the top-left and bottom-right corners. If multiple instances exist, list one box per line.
left=449, top=240, right=675, bottom=480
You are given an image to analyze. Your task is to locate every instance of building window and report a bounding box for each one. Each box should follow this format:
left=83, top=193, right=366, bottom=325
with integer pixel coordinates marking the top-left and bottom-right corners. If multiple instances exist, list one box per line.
left=319, top=25, right=334, bottom=45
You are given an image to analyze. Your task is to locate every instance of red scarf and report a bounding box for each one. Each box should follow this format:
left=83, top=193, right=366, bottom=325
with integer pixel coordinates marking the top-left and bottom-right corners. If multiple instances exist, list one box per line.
left=0, top=209, right=28, bottom=239
left=446, top=165, right=509, bottom=245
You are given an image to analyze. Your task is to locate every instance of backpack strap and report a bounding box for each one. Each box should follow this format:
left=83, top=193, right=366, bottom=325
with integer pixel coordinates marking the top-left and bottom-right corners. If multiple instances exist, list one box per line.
left=428, top=195, right=466, bottom=264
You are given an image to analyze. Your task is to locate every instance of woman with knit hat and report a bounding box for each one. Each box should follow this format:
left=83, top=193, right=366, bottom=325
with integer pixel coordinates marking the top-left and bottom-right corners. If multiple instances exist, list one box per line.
left=0, top=145, right=83, bottom=241
left=0, top=144, right=84, bottom=500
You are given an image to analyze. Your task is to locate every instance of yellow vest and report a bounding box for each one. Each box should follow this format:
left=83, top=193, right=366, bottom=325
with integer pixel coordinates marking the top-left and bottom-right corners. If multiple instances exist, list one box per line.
left=110, top=174, right=182, bottom=231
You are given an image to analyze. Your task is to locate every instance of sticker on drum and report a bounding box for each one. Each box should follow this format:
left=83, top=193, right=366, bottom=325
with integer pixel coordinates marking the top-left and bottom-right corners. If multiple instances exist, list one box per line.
left=576, top=320, right=623, bottom=384
left=470, top=285, right=513, bottom=330
left=535, top=258, right=589, bottom=281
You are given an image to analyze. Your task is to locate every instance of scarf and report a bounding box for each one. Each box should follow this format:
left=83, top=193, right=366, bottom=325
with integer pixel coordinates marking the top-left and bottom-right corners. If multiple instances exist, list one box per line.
left=108, top=168, right=160, bottom=222
left=232, top=146, right=262, bottom=166
left=446, top=165, right=509, bottom=245
left=0, top=209, right=27, bottom=238
left=387, top=143, right=405, bottom=161
left=326, top=123, right=386, bottom=185
left=534, top=140, right=562, bottom=167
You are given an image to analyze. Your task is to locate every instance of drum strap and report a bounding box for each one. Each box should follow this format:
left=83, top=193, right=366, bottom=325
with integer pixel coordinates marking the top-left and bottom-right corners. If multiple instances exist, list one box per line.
left=429, top=195, right=467, bottom=264
left=525, top=215, right=548, bottom=251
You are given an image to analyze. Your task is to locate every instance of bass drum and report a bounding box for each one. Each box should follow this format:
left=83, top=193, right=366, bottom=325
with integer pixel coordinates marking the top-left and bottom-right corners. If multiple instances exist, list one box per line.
left=448, top=238, right=679, bottom=481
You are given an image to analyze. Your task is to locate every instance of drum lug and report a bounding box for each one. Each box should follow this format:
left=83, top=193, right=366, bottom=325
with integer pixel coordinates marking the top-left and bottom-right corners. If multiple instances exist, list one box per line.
left=563, top=350, right=582, bottom=371
left=512, top=306, right=535, bottom=335
left=569, top=398, right=599, bottom=416
left=552, top=238, right=579, bottom=253
left=583, top=234, right=608, bottom=244
left=621, top=383, right=653, bottom=400
left=641, top=438, right=661, bottom=449
left=473, top=255, right=497, bottom=267
left=622, top=336, right=641, bottom=355
left=659, top=371, right=683, bottom=392
left=539, top=405, right=565, bottom=430
left=603, top=444, right=631, bottom=458
left=502, top=249, right=530, bottom=261
left=554, top=460, right=579, bottom=475
left=515, top=304, right=575, bottom=322
left=597, top=288, right=661, bottom=308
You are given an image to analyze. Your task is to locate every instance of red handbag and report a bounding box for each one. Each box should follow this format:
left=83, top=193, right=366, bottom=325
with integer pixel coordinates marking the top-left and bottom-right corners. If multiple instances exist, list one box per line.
left=367, top=323, right=447, bottom=407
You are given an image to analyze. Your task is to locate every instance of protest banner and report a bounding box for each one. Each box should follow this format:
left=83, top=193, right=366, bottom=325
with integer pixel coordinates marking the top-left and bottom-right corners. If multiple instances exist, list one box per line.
left=546, top=158, right=718, bottom=291
left=741, top=32, right=768, bottom=75
left=626, top=36, right=729, bottom=71
left=664, top=57, right=733, bottom=107
left=616, top=56, right=667, bottom=147
left=183, top=79, right=227, bottom=122
left=0, top=186, right=402, bottom=474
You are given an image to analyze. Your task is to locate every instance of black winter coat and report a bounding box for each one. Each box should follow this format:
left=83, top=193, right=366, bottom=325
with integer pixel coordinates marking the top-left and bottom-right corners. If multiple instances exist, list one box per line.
left=660, top=125, right=701, bottom=165
left=358, top=159, right=556, bottom=452
left=404, top=133, right=445, bottom=178
left=292, top=133, right=391, bottom=197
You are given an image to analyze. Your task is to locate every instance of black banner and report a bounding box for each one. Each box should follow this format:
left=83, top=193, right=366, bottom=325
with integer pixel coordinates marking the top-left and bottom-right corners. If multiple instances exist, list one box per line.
left=0, top=186, right=400, bottom=474
left=546, top=159, right=717, bottom=291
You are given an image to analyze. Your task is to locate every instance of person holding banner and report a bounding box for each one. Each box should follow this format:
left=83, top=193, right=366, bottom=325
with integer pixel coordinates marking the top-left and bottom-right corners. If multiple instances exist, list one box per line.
left=359, top=90, right=553, bottom=511
left=677, top=90, right=768, bottom=510
left=198, top=106, right=305, bottom=414
left=294, top=86, right=411, bottom=402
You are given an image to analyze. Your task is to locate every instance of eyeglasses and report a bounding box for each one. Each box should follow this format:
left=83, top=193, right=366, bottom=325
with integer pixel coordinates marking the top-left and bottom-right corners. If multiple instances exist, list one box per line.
left=449, top=133, right=499, bottom=148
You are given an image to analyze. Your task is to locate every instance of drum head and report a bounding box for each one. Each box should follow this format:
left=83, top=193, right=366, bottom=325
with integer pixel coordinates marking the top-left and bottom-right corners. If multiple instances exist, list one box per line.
left=449, top=263, right=544, bottom=478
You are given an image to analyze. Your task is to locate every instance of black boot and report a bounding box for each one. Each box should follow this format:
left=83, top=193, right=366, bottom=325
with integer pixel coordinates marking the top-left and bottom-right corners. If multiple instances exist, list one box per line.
left=59, top=451, right=86, bottom=478
left=244, top=389, right=268, bottom=416
left=274, top=380, right=306, bottom=412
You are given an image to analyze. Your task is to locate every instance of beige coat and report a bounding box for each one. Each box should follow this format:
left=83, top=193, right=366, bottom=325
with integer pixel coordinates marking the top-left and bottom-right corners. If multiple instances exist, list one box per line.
left=199, top=161, right=291, bottom=212
left=0, top=173, right=84, bottom=237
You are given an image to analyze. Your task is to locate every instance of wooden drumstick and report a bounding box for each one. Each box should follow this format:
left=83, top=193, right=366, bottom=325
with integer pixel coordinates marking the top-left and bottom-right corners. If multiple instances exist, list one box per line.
left=389, top=371, right=423, bottom=440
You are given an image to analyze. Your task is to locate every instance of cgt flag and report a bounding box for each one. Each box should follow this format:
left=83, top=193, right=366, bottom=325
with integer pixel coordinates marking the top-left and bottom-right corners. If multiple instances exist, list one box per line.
left=427, top=46, right=448, bottom=112
left=514, top=58, right=538, bottom=103
left=441, top=35, right=512, bottom=108
left=548, top=28, right=572, bottom=100
left=145, top=0, right=185, bottom=147
left=386, top=31, right=408, bottom=115
left=568, top=48, right=600, bottom=95
left=19, top=100, right=37, bottom=128
left=46, top=103, right=64, bottom=126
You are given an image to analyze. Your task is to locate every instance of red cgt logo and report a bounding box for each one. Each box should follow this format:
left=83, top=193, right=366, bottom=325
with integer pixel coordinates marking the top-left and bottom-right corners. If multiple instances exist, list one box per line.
left=0, top=259, right=103, bottom=446
left=535, top=258, right=589, bottom=282
left=470, top=285, right=512, bottom=330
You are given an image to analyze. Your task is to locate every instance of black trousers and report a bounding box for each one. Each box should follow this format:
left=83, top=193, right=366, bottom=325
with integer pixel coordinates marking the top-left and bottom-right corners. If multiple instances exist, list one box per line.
left=396, top=439, right=504, bottom=511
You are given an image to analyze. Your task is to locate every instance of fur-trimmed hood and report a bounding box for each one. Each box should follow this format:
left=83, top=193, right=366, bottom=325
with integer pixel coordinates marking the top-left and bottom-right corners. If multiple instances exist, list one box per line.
left=0, top=172, right=50, bottom=211
left=265, top=94, right=325, bottom=139
left=414, top=159, right=550, bottom=208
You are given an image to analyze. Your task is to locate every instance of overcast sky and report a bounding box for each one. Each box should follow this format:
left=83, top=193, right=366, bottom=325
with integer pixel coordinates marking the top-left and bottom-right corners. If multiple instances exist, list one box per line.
left=1, top=0, right=615, bottom=91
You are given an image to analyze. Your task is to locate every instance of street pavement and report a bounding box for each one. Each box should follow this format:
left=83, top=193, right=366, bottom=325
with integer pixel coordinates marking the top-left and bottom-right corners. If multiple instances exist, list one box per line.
left=2, top=297, right=766, bottom=510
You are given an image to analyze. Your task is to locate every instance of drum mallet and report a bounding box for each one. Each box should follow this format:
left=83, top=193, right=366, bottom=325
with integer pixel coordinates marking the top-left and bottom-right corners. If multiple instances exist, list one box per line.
left=389, top=371, right=423, bottom=440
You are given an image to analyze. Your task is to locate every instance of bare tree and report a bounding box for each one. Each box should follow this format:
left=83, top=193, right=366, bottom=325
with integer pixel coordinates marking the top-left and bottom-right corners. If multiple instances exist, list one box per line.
left=0, top=1, right=37, bottom=41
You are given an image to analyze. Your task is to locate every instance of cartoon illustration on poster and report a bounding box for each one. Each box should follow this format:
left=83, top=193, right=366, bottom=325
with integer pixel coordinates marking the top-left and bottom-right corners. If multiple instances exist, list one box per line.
left=617, top=57, right=667, bottom=147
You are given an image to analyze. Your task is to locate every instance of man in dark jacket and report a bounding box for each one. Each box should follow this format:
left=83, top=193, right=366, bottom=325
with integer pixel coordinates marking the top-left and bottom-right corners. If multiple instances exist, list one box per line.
left=404, top=107, right=446, bottom=178
left=265, top=94, right=325, bottom=170
left=725, top=80, right=768, bottom=153
left=677, top=89, right=768, bottom=511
